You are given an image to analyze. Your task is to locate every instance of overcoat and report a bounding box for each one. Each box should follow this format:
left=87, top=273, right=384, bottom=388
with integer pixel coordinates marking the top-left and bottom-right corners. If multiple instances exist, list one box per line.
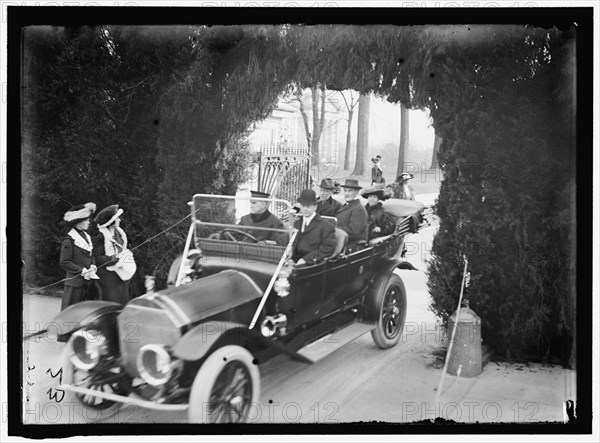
left=365, top=203, right=397, bottom=240
left=59, top=228, right=96, bottom=310
left=316, top=196, right=343, bottom=218
left=292, top=214, right=337, bottom=264
left=93, top=227, right=130, bottom=305
left=239, top=210, right=288, bottom=245
left=371, top=165, right=385, bottom=185
left=335, top=199, right=368, bottom=252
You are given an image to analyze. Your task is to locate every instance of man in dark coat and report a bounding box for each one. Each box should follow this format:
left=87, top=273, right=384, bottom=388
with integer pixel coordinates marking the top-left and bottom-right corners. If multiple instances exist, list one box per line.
left=59, top=202, right=98, bottom=310
left=316, top=178, right=343, bottom=217
left=335, top=179, right=368, bottom=252
left=292, top=189, right=337, bottom=265
left=361, top=184, right=397, bottom=240
left=239, top=191, right=288, bottom=245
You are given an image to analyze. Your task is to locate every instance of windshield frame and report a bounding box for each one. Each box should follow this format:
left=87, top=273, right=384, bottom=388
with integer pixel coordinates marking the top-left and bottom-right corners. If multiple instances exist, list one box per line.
left=175, top=194, right=298, bottom=330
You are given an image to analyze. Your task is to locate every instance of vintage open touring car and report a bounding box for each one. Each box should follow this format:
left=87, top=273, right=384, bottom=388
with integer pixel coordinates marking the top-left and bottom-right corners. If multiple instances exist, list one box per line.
left=47, top=192, right=431, bottom=423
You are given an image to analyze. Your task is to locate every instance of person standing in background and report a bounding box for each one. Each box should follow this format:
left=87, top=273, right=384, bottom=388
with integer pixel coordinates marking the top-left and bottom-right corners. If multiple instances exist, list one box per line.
left=371, top=155, right=386, bottom=185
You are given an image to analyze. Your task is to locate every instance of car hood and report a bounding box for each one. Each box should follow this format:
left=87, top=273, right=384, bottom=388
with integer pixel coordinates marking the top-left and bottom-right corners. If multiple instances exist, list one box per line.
left=157, top=269, right=263, bottom=325
left=118, top=270, right=263, bottom=376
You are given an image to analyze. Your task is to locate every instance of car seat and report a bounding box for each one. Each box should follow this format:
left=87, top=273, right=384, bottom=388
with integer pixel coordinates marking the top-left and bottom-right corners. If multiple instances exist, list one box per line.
left=330, top=228, right=348, bottom=258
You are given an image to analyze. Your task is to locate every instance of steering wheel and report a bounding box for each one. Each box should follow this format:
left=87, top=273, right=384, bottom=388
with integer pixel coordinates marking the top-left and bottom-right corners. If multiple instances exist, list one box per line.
left=219, top=228, right=259, bottom=243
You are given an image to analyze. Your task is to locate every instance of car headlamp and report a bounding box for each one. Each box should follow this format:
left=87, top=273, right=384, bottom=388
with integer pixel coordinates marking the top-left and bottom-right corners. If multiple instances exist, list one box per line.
left=274, top=277, right=290, bottom=297
left=137, top=344, right=181, bottom=387
left=69, top=329, right=108, bottom=371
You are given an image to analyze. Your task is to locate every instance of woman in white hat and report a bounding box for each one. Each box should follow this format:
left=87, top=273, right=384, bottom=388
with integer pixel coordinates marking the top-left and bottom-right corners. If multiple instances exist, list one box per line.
left=390, top=172, right=415, bottom=200
left=93, top=204, right=136, bottom=305
left=59, top=202, right=98, bottom=310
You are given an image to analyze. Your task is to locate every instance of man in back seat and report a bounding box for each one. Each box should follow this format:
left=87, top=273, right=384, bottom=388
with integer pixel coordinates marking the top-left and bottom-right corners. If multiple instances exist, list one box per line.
left=291, top=189, right=337, bottom=266
left=335, top=179, right=368, bottom=252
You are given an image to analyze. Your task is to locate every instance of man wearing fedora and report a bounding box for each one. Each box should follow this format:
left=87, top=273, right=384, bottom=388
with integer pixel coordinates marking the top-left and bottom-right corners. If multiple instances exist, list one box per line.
left=292, top=189, right=337, bottom=266
left=371, top=155, right=386, bottom=186
left=336, top=179, right=369, bottom=252
left=361, top=184, right=397, bottom=241
left=239, top=190, right=288, bottom=245
left=316, top=178, right=343, bottom=217
left=59, top=202, right=99, bottom=310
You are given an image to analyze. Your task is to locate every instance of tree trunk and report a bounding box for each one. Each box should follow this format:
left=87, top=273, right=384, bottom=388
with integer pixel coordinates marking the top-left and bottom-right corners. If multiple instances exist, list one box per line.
left=430, top=133, right=442, bottom=169
left=311, top=87, right=321, bottom=162
left=297, top=93, right=311, bottom=152
left=352, top=92, right=370, bottom=176
left=396, top=103, right=409, bottom=177
left=344, top=109, right=354, bottom=170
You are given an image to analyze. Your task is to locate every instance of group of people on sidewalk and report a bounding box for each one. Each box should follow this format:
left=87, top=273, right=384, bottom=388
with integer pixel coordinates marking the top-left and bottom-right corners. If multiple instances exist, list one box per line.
left=59, top=203, right=136, bottom=311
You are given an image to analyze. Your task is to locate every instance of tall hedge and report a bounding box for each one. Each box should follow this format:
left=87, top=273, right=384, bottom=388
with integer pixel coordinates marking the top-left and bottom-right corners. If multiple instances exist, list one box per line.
left=404, top=26, right=576, bottom=364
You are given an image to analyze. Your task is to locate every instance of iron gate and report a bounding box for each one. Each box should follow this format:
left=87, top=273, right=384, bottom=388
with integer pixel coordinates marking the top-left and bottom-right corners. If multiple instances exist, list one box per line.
left=255, top=142, right=311, bottom=215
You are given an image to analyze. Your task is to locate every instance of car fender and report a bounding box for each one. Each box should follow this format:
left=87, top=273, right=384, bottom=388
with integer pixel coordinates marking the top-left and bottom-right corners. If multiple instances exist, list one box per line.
left=173, top=321, right=256, bottom=362
left=45, top=301, right=123, bottom=342
left=361, top=259, right=406, bottom=323
left=173, top=321, right=313, bottom=364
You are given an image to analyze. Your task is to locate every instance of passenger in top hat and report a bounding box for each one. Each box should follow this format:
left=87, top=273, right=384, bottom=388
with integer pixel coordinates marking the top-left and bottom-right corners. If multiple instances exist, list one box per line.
left=361, top=184, right=397, bottom=241
left=238, top=191, right=288, bottom=245
left=93, top=204, right=136, bottom=305
left=59, top=202, right=98, bottom=310
left=335, top=179, right=368, bottom=252
left=371, top=155, right=386, bottom=185
left=316, top=178, right=343, bottom=217
left=292, top=189, right=337, bottom=266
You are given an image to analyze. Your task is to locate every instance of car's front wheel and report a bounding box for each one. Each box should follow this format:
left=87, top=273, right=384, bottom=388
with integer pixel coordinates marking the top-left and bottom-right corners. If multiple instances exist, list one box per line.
left=371, top=273, right=407, bottom=349
left=188, top=345, right=260, bottom=423
left=59, top=334, right=131, bottom=414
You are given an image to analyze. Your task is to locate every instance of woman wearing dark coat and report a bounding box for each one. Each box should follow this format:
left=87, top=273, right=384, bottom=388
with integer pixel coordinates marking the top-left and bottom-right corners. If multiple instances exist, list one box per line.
left=59, top=202, right=98, bottom=310
left=93, top=204, right=136, bottom=305
left=371, top=155, right=386, bottom=185
left=361, top=185, right=397, bottom=241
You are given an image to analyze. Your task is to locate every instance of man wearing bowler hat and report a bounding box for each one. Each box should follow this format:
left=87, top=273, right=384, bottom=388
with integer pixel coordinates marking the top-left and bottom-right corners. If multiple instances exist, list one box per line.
left=316, top=178, right=343, bottom=217
left=336, top=179, right=368, bottom=252
left=292, top=189, right=337, bottom=266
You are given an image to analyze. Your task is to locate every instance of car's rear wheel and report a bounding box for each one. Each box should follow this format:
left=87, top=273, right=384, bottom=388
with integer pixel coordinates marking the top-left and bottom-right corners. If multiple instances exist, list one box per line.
left=59, top=337, right=131, bottom=413
left=371, top=274, right=407, bottom=349
left=188, top=345, right=260, bottom=423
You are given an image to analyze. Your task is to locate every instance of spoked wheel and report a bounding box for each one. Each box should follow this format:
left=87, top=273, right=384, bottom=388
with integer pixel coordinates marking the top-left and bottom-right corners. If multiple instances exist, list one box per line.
left=371, top=274, right=407, bottom=349
left=188, top=345, right=260, bottom=423
left=60, top=340, right=131, bottom=411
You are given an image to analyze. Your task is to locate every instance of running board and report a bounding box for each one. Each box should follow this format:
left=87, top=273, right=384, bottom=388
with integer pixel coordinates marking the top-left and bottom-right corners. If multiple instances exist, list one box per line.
left=296, top=322, right=375, bottom=363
